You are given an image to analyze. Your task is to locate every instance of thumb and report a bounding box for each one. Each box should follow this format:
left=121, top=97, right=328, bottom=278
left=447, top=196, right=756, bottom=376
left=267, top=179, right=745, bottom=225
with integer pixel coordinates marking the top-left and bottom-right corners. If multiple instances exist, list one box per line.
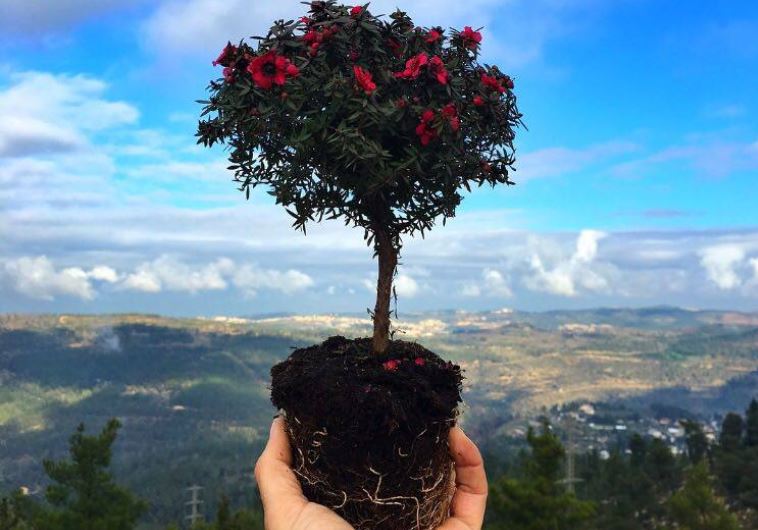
left=254, top=417, right=309, bottom=522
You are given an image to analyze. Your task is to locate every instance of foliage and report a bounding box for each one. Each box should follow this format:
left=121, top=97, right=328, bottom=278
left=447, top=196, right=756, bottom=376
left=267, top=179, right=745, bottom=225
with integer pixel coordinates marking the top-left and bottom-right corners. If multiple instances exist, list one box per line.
left=0, top=492, right=33, bottom=530
left=197, top=1, right=521, bottom=242
left=33, top=419, right=147, bottom=530
left=682, top=419, right=710, bottom=465
left=185, top=494, right=264, bottom=530
left=713, top=402, right=758, bottom=524
left=487, top=420, right=596, bottom=529
left=665, top=463, right=740, bottom=530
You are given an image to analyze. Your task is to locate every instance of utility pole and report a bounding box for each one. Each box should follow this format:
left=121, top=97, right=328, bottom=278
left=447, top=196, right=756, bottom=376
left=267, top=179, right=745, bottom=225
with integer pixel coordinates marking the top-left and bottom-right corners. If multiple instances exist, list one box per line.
left=556, top=413, right=582, bottom=494
left=185, top=485, right=204, bottom=528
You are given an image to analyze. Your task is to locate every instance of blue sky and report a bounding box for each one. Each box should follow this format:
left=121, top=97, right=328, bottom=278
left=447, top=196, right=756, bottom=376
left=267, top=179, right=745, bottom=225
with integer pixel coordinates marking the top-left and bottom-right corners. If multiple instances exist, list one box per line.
left=1, top=0, right=757, bottom=315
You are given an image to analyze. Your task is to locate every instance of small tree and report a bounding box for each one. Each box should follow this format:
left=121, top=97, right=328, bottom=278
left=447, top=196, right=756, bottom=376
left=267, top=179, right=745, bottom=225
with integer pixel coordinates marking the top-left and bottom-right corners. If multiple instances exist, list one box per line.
left=683, top=419, right=710, bottom=465
left=745, top=399, right=758, bottom=447
left=36, top=419, right=147, bottom=530
left=197, top=0, right=522, bottom=354
left=665, top=463, right=741, bottom=530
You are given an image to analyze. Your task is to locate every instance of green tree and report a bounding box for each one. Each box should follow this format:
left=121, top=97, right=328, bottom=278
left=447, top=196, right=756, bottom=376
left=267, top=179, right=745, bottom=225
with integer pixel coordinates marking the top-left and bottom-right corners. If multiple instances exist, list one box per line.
left=745, top=399, right=758, bottom=447
left=720, top=413, right=744, bottom=452
left=665, top=462, right=741, bottom=530
left=487, top=421, right=595, bottom=529
left=0, top=492, right=32, bottom=530
left=197, top=1, right=522, bottom=354
left=35, top=419, right=147, bottom=530
left=645, top=438, right=680, bottom=492
left=683, top=420, right=710, bottom=465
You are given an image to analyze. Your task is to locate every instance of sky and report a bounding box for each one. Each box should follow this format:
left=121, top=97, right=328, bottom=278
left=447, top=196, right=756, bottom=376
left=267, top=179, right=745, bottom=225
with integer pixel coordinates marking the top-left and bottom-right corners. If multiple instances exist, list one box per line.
left=0, top=0, right=757, bottom=316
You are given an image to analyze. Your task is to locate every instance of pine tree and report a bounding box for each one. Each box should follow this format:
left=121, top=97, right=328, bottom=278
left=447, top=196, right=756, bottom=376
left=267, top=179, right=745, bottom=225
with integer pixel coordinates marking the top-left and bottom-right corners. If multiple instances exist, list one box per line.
left=35, top=419, right=147, bottom=530
left=683, top=419, right=710, bottom=465
left=666, top=462, right=741, bottom=530
left=720, top=413, right=744, bottom=452
left=487, top=420, right=595, bottom=529
left=745, top=399, right=758, bottom=447
left=0, top=492, right=31, bottom=530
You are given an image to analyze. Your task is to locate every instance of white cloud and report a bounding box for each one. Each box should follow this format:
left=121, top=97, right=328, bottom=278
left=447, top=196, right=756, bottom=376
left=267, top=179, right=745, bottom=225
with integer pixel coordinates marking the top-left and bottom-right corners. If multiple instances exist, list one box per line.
left=0, top=116, right=84, bottom=157
left=122, top=269, right=162, bottom=293
left=461, top=282, right=481, bottom=297
left=124, top=160, right=229, bottom=182
left=231, top=264, right=314, bottom=297
left=121, top=256, right=231, bottom=294
left=613, top=140, right=758, bottom=180
left=525, top=230, right=609, bottom=297
left=141, top=0, right=604, bottom=69
left=87, top=266, right=119, bottom=283
left=119, top=256, right=315, bottom=297
left=516, top=141, right=637, bottom=181
left=394, top=274, right=420, bottom=298
left=461, top=268, right=512, bottom=298
left=483, top=268, right=513, bottom=298
left=0, top=71, right=138, bottom=158
left=2, top=256, right=96, bottom=300
left=699, top=244, right=746, bottom=290
left=749, top=258, right=758, bottom=288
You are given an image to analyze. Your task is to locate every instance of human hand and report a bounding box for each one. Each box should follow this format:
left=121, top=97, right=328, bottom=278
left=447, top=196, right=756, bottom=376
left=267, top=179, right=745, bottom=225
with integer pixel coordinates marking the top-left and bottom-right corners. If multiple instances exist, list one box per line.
left=254, top=417, right=353, bottom=530
left=254, top=418, right=488, bottom=530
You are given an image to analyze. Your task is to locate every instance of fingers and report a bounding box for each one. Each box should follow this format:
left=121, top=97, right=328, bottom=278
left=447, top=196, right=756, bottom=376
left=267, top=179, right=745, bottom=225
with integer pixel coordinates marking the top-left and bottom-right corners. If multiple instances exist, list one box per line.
left=444, top=426, right=487, bottom=530
left=254, top=417, right=309, bottom=526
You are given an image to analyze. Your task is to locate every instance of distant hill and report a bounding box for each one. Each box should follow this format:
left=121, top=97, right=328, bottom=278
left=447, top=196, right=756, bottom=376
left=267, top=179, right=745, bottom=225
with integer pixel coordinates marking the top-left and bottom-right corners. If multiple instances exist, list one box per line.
left=1, top=308, right=757, bottom=527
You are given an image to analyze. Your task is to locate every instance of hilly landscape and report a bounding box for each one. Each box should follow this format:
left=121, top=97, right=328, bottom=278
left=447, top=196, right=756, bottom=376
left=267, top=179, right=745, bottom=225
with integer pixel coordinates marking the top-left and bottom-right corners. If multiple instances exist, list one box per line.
left=2, top=307, right=758, bottom=527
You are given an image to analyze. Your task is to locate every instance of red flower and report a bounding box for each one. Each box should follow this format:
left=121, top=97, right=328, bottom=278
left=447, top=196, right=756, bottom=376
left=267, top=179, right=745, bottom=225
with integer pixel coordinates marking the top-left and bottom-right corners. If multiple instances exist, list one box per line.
left=460, top=26, right=482, bottom=49
left=212, top=42, right=237, bottom=67
left=395, top=97, right=407, bottom=108
left=350, top=5, right=363, bottom=16
left=383, top=359, right=399, bottom=371
left=503, top=75, right=515, bottom=89
left=473, top=95, right=485, bottom=106
left=394, top=52, right=429, bottom=79
left=248, top=51, right=299, bottom=90
left=481, top=73, right=505, bottom=93
left=353, top=65, right=376, bottom=95
left=222, top=67, right=235, bottom=83
left=303, top=29, right=322, bottom=45
left=414, top=357, right=426, bottom=366
left=299, top=16, right=312, bottom=24
left=425, top=29, right=442, bottom=44
left=441, top=103, right=459, bottom=131
left=349, top=49, right=360, bottom=61
left=429, top=55, right=448, bottom=84
left=416, top=109, right=437, bottom=146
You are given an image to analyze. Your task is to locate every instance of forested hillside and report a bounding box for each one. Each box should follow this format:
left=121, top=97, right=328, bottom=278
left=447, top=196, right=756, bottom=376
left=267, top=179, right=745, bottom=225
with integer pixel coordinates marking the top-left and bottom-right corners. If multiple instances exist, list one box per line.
left=1, top=309, right=757, bottom=527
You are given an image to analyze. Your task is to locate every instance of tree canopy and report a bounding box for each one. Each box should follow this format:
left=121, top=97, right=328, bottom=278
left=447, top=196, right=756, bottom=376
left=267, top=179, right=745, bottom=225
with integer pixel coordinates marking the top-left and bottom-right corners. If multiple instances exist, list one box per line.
left=197, top=1, right=521, bottom=244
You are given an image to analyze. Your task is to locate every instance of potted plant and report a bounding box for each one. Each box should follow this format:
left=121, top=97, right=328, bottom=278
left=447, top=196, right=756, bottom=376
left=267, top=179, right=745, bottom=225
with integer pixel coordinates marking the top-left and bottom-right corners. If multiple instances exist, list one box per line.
left=197, top=2, right=521, bottom=527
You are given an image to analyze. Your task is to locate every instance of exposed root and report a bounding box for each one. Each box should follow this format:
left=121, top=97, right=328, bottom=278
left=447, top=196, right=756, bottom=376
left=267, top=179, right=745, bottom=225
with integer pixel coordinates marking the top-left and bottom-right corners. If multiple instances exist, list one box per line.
left=283, top=412, right=455, bottom=529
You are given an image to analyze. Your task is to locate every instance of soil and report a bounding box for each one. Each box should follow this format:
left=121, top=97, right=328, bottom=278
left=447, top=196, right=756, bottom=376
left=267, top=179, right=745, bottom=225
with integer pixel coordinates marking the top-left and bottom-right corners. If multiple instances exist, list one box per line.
left=270, top=336, right=464, bottom=530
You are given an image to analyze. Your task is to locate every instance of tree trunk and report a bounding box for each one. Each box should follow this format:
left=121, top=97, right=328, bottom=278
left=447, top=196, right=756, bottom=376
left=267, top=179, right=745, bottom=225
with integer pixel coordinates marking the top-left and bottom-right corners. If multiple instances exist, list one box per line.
left=372, top=229, right=397, bottom=355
